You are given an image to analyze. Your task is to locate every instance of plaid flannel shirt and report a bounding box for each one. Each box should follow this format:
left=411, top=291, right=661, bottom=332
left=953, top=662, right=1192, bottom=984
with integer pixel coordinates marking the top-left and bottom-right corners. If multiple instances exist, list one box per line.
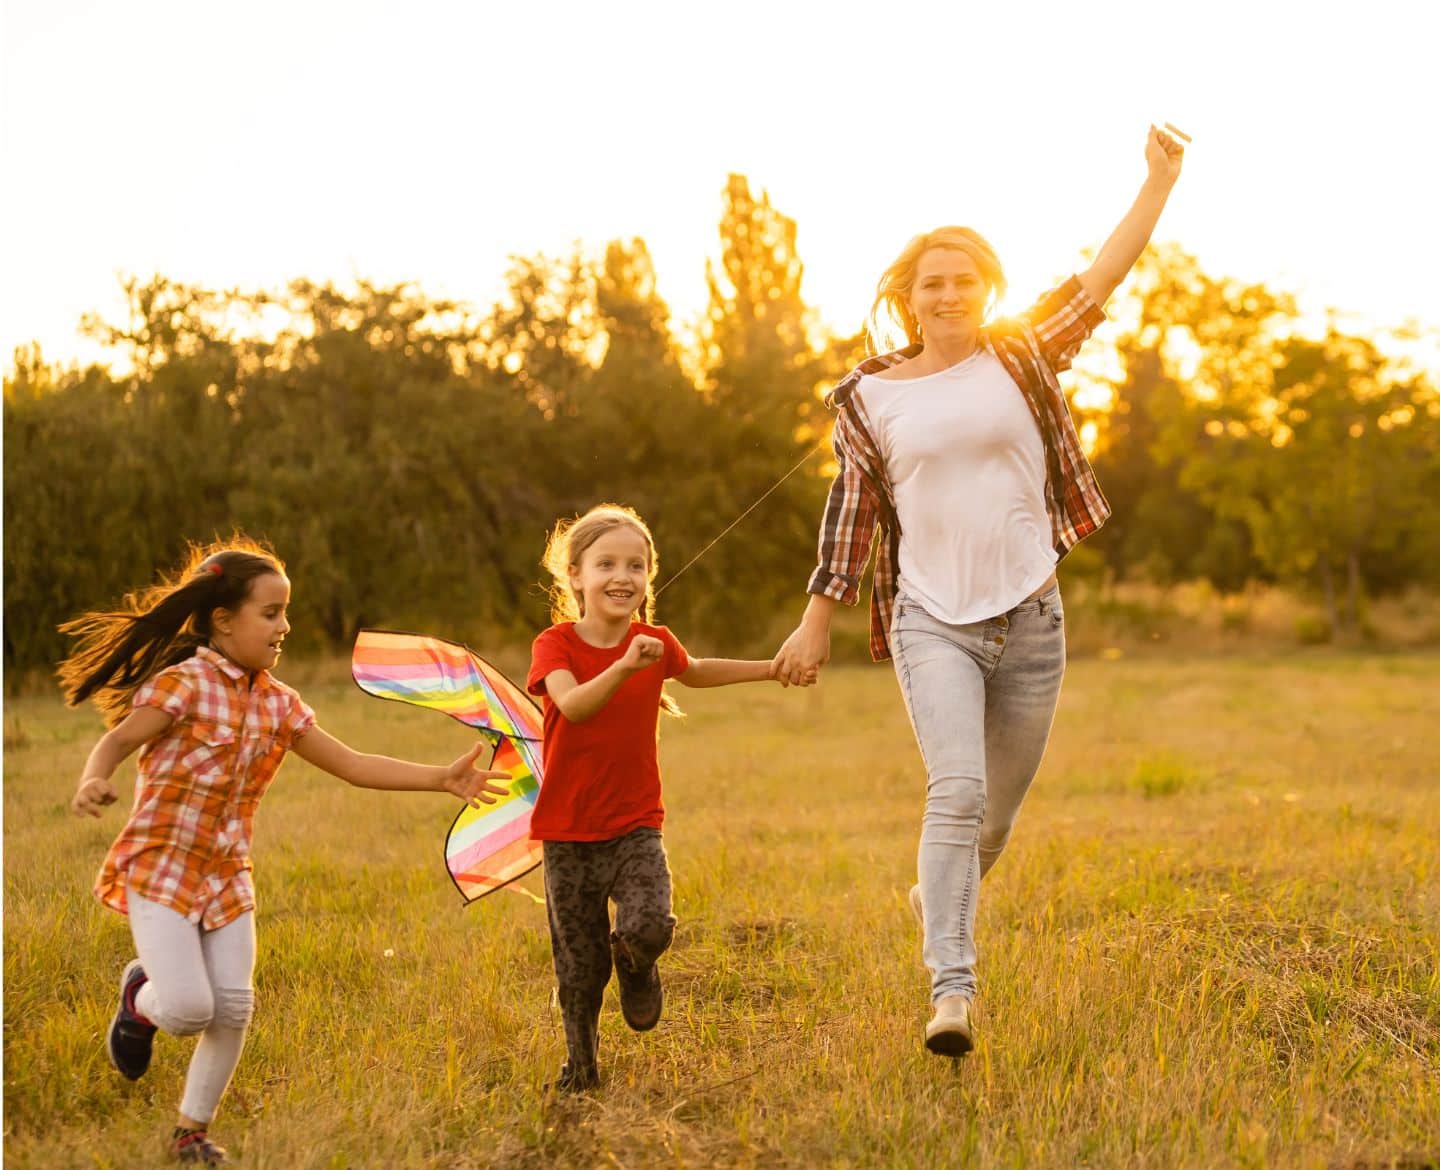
left=806, top=276, right=1110, bottom=661
left=95, top=646, right=315, bottom=928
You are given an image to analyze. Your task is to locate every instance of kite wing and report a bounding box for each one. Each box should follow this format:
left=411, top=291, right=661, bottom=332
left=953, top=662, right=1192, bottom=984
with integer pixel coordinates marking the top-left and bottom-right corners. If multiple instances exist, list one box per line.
left=351, top=629, right=544, bottom=902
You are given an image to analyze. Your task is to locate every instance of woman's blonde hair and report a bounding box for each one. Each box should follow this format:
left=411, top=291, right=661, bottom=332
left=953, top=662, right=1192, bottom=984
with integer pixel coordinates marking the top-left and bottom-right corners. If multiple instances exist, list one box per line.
left=867, top=226, right=1007, bottom=353
left=541, top=503, right=682, bottom=716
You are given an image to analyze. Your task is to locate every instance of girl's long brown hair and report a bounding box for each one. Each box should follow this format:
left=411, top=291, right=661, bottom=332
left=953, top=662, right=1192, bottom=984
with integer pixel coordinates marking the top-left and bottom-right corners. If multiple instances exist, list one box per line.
left=58, top=537, right=285, bottom=725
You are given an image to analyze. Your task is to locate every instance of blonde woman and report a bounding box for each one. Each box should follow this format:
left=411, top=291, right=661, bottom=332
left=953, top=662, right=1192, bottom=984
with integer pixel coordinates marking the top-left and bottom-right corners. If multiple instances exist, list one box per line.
left=771, top=126, right=1186, bottom=1056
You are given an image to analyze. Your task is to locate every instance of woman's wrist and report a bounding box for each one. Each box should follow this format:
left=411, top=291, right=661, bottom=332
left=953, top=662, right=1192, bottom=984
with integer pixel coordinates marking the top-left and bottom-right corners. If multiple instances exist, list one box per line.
left=1142, top=171, right=1178, bottom=198
left=801, top=594, right=837, bottom=629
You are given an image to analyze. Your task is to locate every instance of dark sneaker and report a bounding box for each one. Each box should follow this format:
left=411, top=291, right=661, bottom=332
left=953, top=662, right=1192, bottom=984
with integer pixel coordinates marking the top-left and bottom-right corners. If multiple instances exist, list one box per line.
left=108, top=959, right=157, bottom=1080
left=612, top=936, right=662, bottom=1032
left=546, top=1061, right=600, bottom=1094
left=171, top=1126, right=229, bottom=1165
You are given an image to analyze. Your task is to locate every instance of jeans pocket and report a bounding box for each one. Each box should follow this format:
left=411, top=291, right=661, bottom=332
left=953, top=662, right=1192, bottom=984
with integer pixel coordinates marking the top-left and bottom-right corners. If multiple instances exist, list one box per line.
left=890, top=594, right=910, bottom=639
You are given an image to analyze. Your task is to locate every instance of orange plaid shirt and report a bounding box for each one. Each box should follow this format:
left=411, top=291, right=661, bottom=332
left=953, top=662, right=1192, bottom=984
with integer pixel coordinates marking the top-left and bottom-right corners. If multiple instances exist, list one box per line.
left=95, top=646, right=315, bottom=929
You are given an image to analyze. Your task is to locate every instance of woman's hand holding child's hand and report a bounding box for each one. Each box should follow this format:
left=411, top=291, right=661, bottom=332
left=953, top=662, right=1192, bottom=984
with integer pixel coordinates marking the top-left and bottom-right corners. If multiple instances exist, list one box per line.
left=72, top=776, right=119, bottom=817
left=442, top=742, right=514, bottom=807
left=620, top=635, right=665, bottom=673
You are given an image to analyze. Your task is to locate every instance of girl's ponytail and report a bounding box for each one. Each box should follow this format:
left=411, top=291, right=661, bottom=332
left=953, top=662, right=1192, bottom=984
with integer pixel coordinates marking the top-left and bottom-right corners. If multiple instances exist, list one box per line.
left=58, top=539, right=284, bottom=725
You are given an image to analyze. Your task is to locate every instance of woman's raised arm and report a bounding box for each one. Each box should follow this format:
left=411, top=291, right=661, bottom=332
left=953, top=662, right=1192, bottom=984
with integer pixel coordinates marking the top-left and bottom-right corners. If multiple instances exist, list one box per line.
left=1077, top=125, right=1186, bottom=308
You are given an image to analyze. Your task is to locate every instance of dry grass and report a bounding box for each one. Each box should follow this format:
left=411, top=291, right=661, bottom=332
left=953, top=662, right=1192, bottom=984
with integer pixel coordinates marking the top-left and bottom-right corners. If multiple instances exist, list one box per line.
left=4, top=652, right=1439, bottom=1168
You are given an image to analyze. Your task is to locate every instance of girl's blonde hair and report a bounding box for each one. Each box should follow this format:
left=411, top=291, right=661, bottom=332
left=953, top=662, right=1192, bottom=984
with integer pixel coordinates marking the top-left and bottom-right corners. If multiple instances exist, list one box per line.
left=867, top=226, right=1007, bottom=353
left=542, top=503, right=660, bottom=624
left=541, top=503, right=681, bottom=716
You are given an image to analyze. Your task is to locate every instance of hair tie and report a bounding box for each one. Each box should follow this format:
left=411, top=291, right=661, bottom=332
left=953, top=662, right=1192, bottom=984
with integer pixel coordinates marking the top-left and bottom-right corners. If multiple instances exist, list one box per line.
left=205, top=563, right=223, bottom=577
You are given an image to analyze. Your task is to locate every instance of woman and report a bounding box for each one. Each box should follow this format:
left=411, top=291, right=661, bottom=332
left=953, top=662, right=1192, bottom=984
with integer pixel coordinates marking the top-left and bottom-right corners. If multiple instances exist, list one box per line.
left=770, top=125, right=1186, bottom=1056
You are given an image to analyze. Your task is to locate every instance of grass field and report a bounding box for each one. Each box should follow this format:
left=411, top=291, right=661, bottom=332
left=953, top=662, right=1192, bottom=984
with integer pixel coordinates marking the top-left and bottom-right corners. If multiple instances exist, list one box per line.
left=4, top=652, right=1439, bottom=1169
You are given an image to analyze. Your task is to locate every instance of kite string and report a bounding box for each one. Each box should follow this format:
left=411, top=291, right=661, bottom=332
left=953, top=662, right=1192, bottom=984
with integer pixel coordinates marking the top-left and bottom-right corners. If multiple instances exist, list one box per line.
left=654, top=437, right=828, bottom=597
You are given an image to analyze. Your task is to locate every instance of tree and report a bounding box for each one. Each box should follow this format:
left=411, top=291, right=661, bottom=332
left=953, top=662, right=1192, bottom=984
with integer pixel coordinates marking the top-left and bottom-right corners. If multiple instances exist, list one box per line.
left=667, top=175, right=835, bottom=639
left=1175, top=327, right=1438, bottom=633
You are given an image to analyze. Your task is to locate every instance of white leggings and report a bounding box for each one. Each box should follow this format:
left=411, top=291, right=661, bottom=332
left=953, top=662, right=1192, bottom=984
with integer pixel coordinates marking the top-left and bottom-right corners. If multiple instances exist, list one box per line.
left=127, top=889, right=256, bottom=1124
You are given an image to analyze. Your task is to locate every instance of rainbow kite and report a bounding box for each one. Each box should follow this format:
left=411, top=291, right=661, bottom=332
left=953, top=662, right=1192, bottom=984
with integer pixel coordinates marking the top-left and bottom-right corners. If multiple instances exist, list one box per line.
left=350, top=629, right=543, bottom=902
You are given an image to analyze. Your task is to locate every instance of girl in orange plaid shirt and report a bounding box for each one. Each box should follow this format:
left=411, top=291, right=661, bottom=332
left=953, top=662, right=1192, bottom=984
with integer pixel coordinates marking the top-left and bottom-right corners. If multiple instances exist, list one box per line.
left=62, top=539, right=510, bottom=1167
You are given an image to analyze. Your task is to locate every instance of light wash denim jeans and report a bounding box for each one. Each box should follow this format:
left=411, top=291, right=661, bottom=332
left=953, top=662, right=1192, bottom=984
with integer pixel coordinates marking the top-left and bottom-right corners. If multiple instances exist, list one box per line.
left=891, top=584, right=1066, bottom=1004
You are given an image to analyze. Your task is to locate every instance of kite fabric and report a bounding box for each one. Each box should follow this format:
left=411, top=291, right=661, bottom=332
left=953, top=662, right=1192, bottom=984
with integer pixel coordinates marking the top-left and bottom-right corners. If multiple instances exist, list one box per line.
left=351, top=629, right=544, bottom=902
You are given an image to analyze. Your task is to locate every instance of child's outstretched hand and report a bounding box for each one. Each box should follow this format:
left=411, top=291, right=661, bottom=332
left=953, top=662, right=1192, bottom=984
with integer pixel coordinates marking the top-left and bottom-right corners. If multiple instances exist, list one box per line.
left=442, top=742, right=513, bottom=807
left=72, top=776, right=119, bottom=818
left=619, top=634, right=665, bottom=673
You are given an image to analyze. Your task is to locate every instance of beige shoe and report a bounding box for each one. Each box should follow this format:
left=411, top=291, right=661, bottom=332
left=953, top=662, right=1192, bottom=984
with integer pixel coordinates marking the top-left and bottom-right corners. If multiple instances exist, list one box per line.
left=908, top=884, right=923, bottom=926
left=925, top=995, right=974, bottom=1057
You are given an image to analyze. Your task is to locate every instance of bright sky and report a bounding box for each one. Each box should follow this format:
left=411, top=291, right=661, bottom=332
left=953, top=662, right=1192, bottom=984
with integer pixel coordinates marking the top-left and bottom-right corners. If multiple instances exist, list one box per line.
left=2, top=0, right=1435, bottom=372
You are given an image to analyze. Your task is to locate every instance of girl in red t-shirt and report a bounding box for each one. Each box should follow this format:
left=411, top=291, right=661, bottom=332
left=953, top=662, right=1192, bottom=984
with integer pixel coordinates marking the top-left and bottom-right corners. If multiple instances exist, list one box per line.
left=528, top=503, right=813, bottom=1091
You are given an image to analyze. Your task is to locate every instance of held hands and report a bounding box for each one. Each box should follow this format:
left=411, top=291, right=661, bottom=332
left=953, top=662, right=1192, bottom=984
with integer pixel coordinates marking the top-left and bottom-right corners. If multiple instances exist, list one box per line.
left=71, top=776, right=119, bottom=818
left=1146, top=124, right=1186, bottom=188
left=442, top=742, right=513, bottom=808
left=619, top=634, right=665, bottom=673
left=769, top=622, right=830, bottom=688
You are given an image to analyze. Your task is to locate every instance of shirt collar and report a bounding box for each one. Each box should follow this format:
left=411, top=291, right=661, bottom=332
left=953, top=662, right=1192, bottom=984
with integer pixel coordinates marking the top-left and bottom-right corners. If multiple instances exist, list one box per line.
left=195, top=644, right=255, bottom=684
left=826, top=342, right=934, bottom=408
left=827, top=326, right=1009, bottom=410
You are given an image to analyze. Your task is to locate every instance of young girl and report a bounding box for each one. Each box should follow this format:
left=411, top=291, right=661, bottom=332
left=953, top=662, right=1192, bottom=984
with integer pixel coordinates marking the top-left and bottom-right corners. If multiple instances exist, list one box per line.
left=527, top=503, right=814, bottom=1092
left=63, top=540, right=510, bottom=1166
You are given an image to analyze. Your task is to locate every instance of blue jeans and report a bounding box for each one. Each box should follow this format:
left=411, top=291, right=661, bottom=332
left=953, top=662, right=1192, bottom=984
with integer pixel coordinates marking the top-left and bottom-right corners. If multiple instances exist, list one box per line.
left=891, top=585, right=1066, bottom=1004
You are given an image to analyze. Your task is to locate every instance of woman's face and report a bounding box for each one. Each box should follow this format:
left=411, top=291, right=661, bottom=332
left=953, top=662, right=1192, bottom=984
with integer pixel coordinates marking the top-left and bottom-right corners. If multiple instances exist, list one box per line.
left=908, top=247, right=988, bottom=349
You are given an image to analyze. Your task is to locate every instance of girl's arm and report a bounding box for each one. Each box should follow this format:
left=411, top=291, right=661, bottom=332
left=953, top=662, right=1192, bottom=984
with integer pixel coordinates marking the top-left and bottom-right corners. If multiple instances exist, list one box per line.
left=680, top=657, right=814, bottom=688
left=1077, top=125, right=1185, bottom=308
left=543, top=635, right=664, bottom=723
left=71, top=706, right=176, bottom=817
left=291, top=728, right=510, bottom=806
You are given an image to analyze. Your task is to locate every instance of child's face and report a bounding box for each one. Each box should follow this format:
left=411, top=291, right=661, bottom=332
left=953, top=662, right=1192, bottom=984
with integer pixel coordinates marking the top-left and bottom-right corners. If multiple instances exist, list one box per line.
left=569, top=527, right=650, bottom=624
left=211, top=572, right=292, bottom=671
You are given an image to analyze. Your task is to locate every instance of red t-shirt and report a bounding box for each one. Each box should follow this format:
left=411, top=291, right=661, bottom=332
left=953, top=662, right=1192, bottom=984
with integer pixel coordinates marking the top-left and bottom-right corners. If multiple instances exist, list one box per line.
left=526, top=622, right=690, bottom=842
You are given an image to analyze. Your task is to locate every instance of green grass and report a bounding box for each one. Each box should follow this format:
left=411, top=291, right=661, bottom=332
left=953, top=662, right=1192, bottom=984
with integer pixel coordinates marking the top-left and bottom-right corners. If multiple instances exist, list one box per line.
left=5, top=654, right=1439, bottom=1169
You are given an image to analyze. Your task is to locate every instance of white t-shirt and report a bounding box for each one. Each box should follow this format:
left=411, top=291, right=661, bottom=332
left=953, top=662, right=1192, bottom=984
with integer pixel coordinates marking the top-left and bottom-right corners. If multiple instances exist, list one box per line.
left=858, top=349, right=1056, bottom=624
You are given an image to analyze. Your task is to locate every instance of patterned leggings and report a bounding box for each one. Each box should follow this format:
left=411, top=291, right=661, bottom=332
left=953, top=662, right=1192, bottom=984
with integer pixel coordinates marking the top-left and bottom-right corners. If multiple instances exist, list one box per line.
left=542, top=827, right=676, bottom=1073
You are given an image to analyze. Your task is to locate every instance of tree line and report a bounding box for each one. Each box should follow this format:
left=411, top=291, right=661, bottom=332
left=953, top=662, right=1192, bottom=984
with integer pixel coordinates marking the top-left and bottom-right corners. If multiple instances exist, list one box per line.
left=5, top=177, right=1438, bottom=675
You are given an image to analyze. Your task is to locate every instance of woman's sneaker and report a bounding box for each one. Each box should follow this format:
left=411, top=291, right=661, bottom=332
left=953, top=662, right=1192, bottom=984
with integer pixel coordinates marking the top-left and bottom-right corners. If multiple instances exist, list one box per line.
left=108, top=959, right=157, bottom=1080
left=611, top=937, right=662, bottom=1032
left=170, top=1127, right=229, bottom=1165
left=924, top=995, right=974, bottom=1057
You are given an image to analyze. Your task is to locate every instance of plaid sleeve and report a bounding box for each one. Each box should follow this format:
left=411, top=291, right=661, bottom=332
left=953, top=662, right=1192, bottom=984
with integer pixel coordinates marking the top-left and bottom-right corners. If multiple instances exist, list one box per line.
left=1020, top=275, right=1107, bottom=373
left=278, top=688, right=316, bottom=746
left=132, top=668, right=193, bottom=721
left=805, top=408, right=882, bottom=606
